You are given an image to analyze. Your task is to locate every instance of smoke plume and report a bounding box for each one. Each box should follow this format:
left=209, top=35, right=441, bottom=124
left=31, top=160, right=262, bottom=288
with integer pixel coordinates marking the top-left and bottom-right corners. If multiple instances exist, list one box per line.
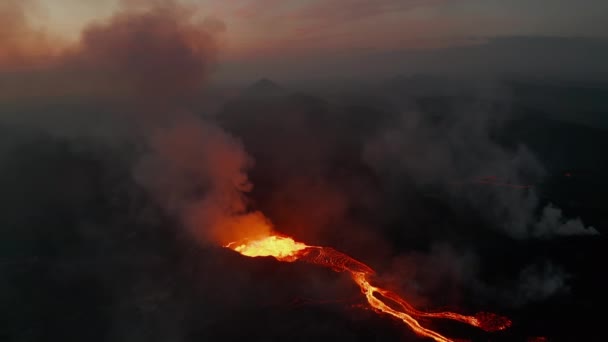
left=36, top=0, right=273, bottom=245
left=134, top=117, right=272, bottom=245
left=71, top=2, right=218, bottom=109
left=534, top=203, right=599, bottom=238
left=363, top=106, right=598, bottom=239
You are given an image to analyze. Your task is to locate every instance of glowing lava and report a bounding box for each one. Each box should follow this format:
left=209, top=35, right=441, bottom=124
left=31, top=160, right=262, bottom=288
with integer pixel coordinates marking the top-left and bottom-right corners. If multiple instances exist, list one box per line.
left=226, top=234, right=511, bottom=342
left=226, top=235, right=307, bottom=262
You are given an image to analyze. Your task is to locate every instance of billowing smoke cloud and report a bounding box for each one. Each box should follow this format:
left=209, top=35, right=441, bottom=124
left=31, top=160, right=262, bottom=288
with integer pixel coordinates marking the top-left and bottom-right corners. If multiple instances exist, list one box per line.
left=0, top=4, right=278, bottom=339
left=78, top=1, right=271, bottom=245
left=6, top=0, right=274, bottom=245
left=534, top=203, right=598, bottom=238
left=69, top=2, right=217, bottom=109
left=134, top=117, right=272, bottom=245
left=363, top=106, right=598, bottom=239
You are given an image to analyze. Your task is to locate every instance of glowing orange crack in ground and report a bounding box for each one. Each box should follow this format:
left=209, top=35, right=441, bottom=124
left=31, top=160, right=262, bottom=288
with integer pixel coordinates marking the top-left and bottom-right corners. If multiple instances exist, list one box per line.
left=225, top=234, right=511, bottom=342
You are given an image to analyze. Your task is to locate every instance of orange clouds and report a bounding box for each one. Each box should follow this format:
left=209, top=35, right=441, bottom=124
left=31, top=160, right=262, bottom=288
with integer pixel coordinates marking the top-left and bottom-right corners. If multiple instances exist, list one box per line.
left=0, top=0, right=64, bottom=70
left=1, top=0, right=225, bottom=101
left=218, top=0, right=463, bottom=61
left=0, top=0, right=474, bottom=75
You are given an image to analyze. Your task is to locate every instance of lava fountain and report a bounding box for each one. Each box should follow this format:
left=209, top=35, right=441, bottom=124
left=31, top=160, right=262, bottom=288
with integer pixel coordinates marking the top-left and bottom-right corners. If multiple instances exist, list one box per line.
left=226, top=234, right=511, bottom=342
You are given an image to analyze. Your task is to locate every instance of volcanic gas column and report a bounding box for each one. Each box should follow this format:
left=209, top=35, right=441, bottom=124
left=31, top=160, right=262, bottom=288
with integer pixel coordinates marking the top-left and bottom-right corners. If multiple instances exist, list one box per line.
left=226, top=234, right=511, bottom=342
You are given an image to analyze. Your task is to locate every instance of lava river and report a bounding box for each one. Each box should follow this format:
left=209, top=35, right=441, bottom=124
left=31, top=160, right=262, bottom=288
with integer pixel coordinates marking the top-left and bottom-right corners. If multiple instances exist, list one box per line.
left=226, top=234, right=511, bottom=342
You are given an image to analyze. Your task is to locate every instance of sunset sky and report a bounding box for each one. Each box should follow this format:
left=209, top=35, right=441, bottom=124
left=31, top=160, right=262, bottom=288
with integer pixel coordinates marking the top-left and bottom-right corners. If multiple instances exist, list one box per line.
left=4, top=0, right=608, bottom=82
left=31, top=0, right=608, bottom=56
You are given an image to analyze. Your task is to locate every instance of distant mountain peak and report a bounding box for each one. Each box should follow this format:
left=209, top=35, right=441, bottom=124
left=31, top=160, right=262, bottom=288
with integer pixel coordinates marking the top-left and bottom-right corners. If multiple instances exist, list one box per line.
left=253, top=78, right=279, bottom=86
left=245, top=78, right=284, bottom=96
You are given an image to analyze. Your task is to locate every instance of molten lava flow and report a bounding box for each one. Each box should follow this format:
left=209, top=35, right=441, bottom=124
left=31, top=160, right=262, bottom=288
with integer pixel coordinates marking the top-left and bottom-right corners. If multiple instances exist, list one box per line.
left=226, top=235, right=307, bottom=262
left=226, top=234, right=511, bottom=342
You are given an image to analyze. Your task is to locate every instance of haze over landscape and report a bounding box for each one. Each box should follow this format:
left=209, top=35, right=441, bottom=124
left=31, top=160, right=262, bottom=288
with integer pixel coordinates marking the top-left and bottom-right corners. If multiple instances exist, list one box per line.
left=1, top=1, right=606, bottom=341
